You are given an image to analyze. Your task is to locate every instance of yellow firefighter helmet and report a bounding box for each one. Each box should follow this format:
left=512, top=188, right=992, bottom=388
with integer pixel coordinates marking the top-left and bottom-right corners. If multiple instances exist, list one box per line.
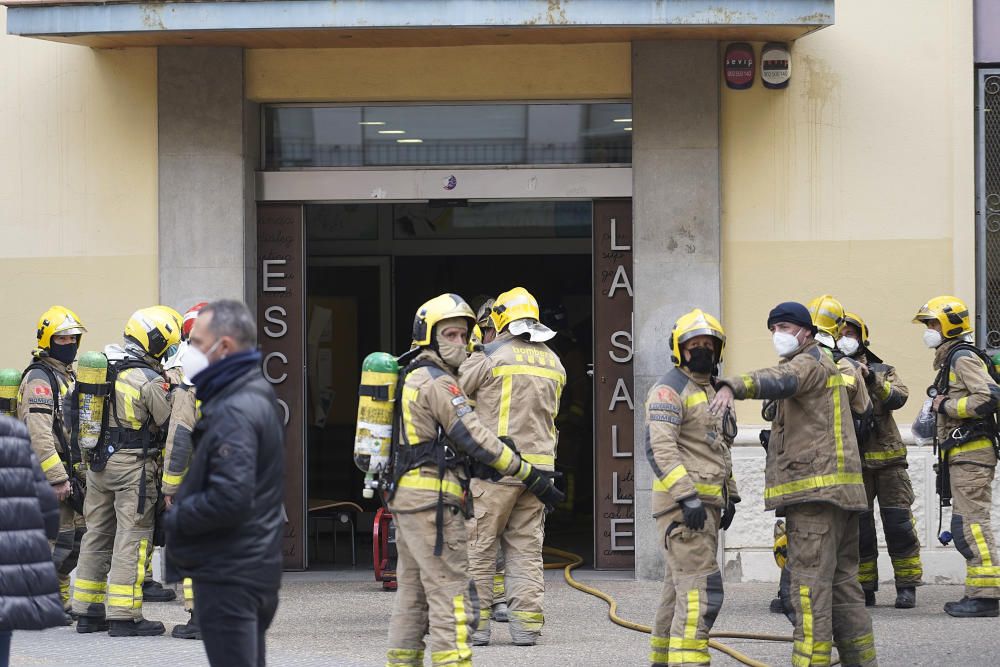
left=36, top=306, right=87, bottom=350
left=912, top=295, right=973, bottom=339
left=806, top=294, right=846, bottom=337
left=842, top=311, right=870, bottom=347
left=490, top=287, right=540, bottom=333
left=411, top=294, right=475, bottom=347
left=773, top=520, right=788, bottom=570
left=125, top=306, right=183, bottom=359
left=669, top=308, right=726, bottom=366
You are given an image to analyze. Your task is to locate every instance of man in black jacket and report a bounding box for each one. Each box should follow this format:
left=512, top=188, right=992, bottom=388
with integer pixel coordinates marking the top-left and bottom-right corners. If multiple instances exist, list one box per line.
left=163, top=300, right=284, bottom=667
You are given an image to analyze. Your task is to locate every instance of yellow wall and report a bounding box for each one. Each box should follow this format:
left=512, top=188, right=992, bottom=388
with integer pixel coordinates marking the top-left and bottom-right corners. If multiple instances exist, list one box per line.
left=721, top=0, right=974, bottom=422
left=246, top=43, right=631, bottom=101
left=0, top=7, right=158, bottom=369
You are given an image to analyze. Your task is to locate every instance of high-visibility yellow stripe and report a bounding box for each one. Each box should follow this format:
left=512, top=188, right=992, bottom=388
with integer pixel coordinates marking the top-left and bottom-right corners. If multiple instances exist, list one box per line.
left=495, top=443, right=514, bottom=471
left=654, top=464, right=689, bottom=493
left=650, top=635, right=670, bottom=648
left=813, top=641, right=832, bottom=667
left=491, top=364, right=566, bottom=384
left=162, top=470, right=186, bottom=486
left=948, top=438, right=994, bottom=458
left=74, top=578, right=107, bottom=592
left=972, top=523, right=994, bottom=568
left=453, top=592, right=470, bottom=658
left=521, top=453, right=555, bottom=466
left=764, top=473, right=864, bottom=500
left=741, top=375, right=755, bottom=398
left=649, top=651, right=670, bottom=664
left=694, top=483, right=723, bottom=497
left=40, top=452, right=63, bottom=472
left=108, top=583, right=133, bottom=595
left=73, top=591, right=106, bottom=603
left=968, top=565, right=1000, bottom=575
left=401, top=386, right=419, bottom=446
left=684, top=589, right=699, bottom=639
left=957, top=397, right=971, bottom=418
left=684, top=391, right=707, bottom=408
left=668, top=637, right=708, bottom=650
left=966, top=577, right=1000, bottom=587
left=116, top=371, right=142, bottom=428
left=799, top=586, right=814, bottom=664
left=666, top=650, right=710, bottom=664
left=386, top=647, right=424, bottom=666
left=107, top=595, right=140, bottom=608
left=876, top=380, right=892, bottom=401
left=864, top=447, right=908, bottom=461
left=497, top=375, right=513, bottom=437
left=827, top=375, right=846, bottom=472
left=398, top=469, right=464, bottom=498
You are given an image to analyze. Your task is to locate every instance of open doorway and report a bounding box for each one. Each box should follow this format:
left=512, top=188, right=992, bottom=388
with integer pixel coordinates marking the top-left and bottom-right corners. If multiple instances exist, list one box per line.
left=303, top=202, right=594, bottom=569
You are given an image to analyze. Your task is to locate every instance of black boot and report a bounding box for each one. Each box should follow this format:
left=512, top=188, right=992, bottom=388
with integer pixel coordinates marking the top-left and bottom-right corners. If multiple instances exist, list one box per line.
left=944, top=597, right=1000, bottom=618
left=142, top=580, right=177, bottom=603
left=894, top=587, right=916, bottom=609
left=76, top=615, right=109, bottom=634
left=768, top=597, right=785, bottom=614
left=171, top=608, right=202, bottom=640
left=108, top=619, right=166, bottom=637
left=864, top=590, right=876, bottom=607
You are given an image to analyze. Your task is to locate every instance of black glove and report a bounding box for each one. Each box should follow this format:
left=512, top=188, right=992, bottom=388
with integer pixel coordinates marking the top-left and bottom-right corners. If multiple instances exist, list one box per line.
left=720, top=499, right=737, bottom=530
left=759, top=429, right=771, bottom=452
left=680, top=496, right=707, bottom=531
left=521, top=463, right=566, bottom=512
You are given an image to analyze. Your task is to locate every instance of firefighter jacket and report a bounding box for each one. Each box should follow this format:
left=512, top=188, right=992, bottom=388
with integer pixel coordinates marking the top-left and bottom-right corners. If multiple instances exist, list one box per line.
left=855, top=353, right=909, bottom=469
left=389, top=350, right=525, bottom=514
left=161, top=368, right=198, bottom=496
left=933, top=338, right=1000, bottom=467
left=719, top=340, right=867, bottom=513
left=106, top=348, right=172, bottom=446
left=17, top=355, right=74, bottom=485
left=458, top=331, right=566, bottom=484
left=644, top=366, right=739, bottom=517
left=836, top=354, right=873, bottom=420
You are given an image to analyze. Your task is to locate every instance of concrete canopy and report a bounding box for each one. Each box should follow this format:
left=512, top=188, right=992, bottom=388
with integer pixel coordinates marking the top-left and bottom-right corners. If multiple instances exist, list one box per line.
left=4, top=0, right=834, bottom=48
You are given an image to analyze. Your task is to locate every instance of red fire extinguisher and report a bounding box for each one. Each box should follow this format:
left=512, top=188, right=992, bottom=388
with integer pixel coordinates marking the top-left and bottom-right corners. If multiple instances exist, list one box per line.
left=373, top=508, right=397, bottom=591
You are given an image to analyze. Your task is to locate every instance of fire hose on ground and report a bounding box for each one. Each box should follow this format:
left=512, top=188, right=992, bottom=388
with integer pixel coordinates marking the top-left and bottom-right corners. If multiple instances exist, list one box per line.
left=542, top=546, right=841, bottom=667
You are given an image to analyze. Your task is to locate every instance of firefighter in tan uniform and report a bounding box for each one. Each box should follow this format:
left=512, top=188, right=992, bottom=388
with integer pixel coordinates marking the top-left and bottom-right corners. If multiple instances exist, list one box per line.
left=161, top=302, right=205, bottom=639
left=72, top=307, right=178, bottom=636
left=460, top=287, right=566, bottom=647
left=645, top=309, right=739, bottom=667
left=914, top=296, right=1000, bottom=617
left=18, top=306, right=88, bottom=618
left=386, top=293, right=563, bottom=667
left=711, top=302, right=876, bottom=667
left=839, top=312, right=922, bottom=609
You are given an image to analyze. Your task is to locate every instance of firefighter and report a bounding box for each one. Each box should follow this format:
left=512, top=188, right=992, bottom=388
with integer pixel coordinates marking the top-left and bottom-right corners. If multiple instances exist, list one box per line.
left=161, top=302, right=205, bottom=638
left=71, top=307, right=177, bottom=636
left=17, top=306, right=88, bottom=619
left=839, top=312, right=921, bottom=609
left=710, top=301, right=876, bottom=667
left=460, top=287, right=567, bottom=647
left=914, top=295, right=1000, bottom=617
left=385, top=293, right=563, bottom=667
left=645, top=309, right=739, bottom=667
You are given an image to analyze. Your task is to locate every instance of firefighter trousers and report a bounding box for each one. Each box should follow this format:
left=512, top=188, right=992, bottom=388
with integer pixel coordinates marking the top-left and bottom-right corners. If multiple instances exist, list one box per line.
left=949, top=462, right=1000, bottom=598
left=387, top=505, right=479, bottom=667
left=467, top=480, right=545, bottom=640
left=785, top=502, right=877, bottom=667
left=650, top=506, right=723, bottom=667
left=51, top=500, right=86, bottom=610
left=858, top=467, right=922, bottom=591
left=71, top=452, right=158, bottom=622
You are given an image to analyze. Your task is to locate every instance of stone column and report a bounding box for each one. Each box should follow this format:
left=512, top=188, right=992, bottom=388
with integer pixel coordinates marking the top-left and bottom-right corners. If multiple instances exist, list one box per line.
left=632, top=41, right=721, bottom=580
left=158, top=47, right=254, bottom=312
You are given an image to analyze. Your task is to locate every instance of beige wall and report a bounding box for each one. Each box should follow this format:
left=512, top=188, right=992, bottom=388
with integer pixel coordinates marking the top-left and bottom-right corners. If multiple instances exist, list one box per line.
left=246, top=42, right=631, bottom=101
left=0, top=7, right=158, bottom=369
left=721, top=0, right=975, bottom=423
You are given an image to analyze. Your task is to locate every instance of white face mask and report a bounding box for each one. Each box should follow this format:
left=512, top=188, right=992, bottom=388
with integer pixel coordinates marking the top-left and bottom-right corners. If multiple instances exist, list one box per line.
left=923, top=329, right=943, bottom=349
left=772, top=331, right=802, bottom=358
left=182, top=339, right=221, bottom=382
left=837, top=337, right=860, bottom=357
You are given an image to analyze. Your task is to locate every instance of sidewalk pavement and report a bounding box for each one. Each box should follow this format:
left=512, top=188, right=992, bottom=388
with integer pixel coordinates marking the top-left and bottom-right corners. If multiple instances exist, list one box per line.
left=10, top=570, right=995, bottom=666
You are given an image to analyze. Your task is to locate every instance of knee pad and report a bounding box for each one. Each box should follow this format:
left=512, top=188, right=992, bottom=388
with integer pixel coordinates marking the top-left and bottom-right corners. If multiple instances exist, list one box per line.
left=858, top=511, right=878, bottom=558
left=952, top=514, right=975, bottom=560
left=704, top=571, right=724, bottom=630
left=881, top=507, right=918, bottom=554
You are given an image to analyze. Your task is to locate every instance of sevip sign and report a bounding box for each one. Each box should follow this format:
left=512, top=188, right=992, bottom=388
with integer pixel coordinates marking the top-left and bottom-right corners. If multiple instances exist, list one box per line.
left=257, top=204, right=307, bottom=570
left=593, top=200, right=634, bottom=569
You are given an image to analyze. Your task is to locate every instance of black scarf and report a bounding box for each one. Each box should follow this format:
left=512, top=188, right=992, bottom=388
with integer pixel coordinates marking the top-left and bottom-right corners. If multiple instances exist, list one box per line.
left=192, top=350, right=262, bottom=403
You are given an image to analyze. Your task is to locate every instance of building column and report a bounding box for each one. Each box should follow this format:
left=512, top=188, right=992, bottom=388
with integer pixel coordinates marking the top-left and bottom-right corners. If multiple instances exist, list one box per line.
left=632, top=41, right=721, bottom=581
left=158, top=47, right=256, bottom=312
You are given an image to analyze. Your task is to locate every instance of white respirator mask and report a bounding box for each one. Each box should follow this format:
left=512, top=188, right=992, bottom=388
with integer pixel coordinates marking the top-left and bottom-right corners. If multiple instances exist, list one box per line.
left=837, top=337, right=860, bottom=357
left=182, top=338, right=221, bottom=382
left=772, top=331, right=802, bottom=358
left=923, top=329, right=943, bottom=349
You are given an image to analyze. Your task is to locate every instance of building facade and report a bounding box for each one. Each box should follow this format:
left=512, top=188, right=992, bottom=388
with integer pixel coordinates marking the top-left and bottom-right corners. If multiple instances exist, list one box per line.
left=0, top=0, right=988, bottom=583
